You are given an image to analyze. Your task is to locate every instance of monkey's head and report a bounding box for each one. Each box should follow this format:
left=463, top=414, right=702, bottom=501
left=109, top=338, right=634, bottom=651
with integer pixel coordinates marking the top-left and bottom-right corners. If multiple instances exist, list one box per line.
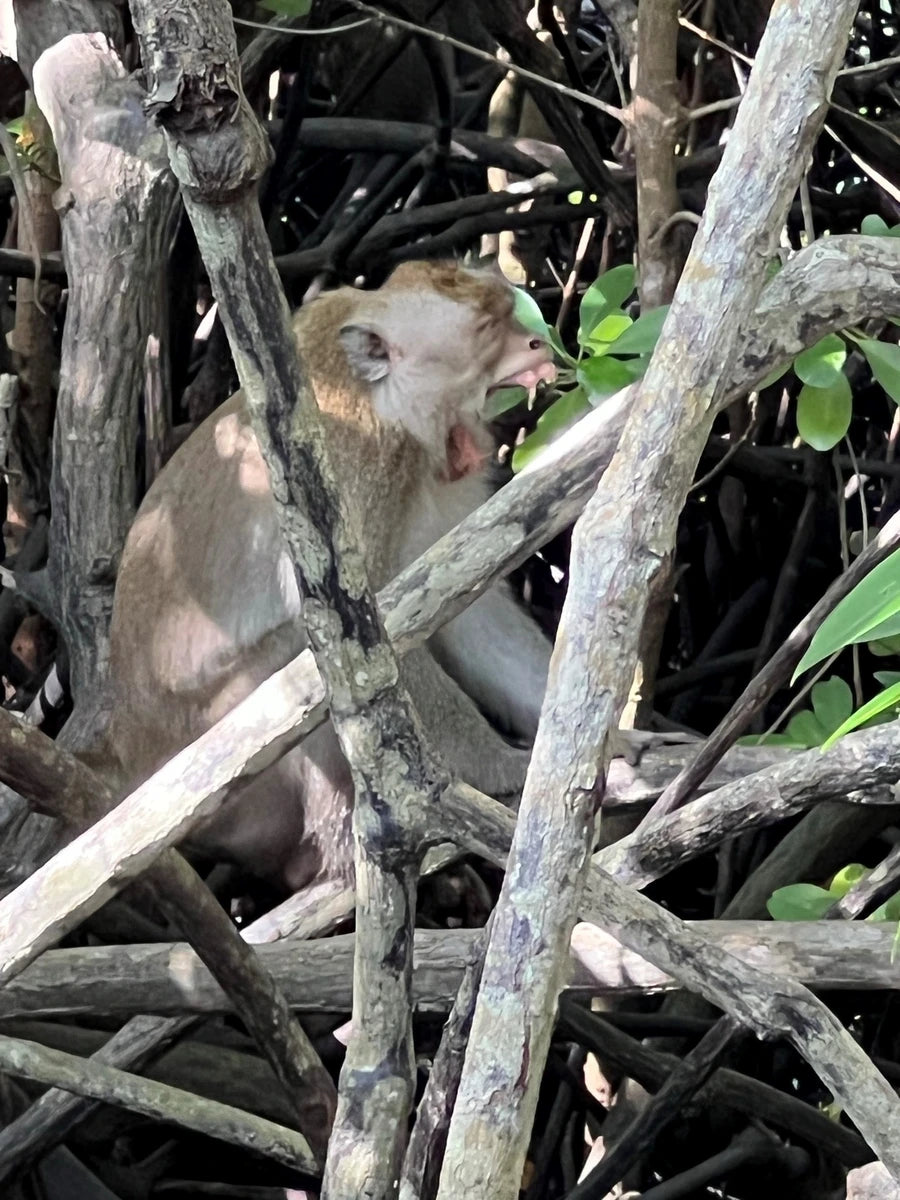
left=338, top=261, right=556, bottom=481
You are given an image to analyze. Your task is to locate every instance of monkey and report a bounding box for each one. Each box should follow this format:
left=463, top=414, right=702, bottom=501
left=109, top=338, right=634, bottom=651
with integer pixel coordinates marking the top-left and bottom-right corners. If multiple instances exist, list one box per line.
left=108, top=261, right=556, bottom=893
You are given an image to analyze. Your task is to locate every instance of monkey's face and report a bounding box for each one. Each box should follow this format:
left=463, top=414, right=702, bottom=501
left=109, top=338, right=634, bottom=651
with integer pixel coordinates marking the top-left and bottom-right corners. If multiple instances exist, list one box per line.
left=340, top=264, right=556, bottom=481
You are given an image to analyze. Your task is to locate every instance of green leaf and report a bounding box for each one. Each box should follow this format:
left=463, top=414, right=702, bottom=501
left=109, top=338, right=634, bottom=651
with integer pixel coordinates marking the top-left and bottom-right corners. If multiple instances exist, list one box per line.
left=829, top=863, right=869, bottom=897
left=577, top=355, right=638, bottom=404
left=737, top=732, right=804, bottom=747
left=810, top=676, right=854, bottom=734
left=785, top=709, right=829, bottom=748
left=863, top=613, right=900, bottom=643
left=796, top=375, right=852, bottom=451
left=874, top=670, right=900, bottom=688
left=861, top=214, right=891, bottom=236
left=513, top=288, right=551, bottom=339
left=870, top=634, right=900, bottom=657
left=860, top=214, right=900, bottom=238
left=259, top=0, right=312, bottom=13
left=767, top=883, right=835, bottom=921
left=859, top=338, right=900, bottom=405
left=547, top=326, right=576, bottom=367
left=605, top=305, right=669, bottom=356
left=584, top=312, right=633, bottom=352
left=869, top=894, right=900, bottom=922
left=512, top=387, right=592, bottom=473
left=794, top=334, right=847, bottom=388
left=483, top=386, right=528, bottom=419
left=794, top=546, right=900, bottom=678
left=757, top=360, right=792, bottom=389
left=821, top=679, right=900, bottom=749
left=4, top=117, right=23, bottom=137
left=578, top=265, right=636, bottom=342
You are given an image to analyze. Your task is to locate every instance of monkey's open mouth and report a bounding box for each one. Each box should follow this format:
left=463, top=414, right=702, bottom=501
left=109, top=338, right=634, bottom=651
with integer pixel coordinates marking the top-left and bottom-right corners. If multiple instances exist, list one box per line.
left=488, top=362, right=558, bottom=394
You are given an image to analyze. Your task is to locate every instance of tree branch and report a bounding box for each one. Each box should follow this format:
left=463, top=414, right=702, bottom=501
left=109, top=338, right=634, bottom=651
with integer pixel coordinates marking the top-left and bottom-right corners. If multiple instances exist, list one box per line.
left=436, top=4, right=900, bottom=1193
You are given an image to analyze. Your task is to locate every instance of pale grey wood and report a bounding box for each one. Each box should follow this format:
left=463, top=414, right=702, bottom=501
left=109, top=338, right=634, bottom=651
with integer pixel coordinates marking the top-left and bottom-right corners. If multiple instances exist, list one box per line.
left=0, top=1034, right=315, bottom=1172
left=598, top=719, right=900, bottom=888
left=436, top=3, right=900, bottom=1194
left=2, top=922, right=899, bottom=1020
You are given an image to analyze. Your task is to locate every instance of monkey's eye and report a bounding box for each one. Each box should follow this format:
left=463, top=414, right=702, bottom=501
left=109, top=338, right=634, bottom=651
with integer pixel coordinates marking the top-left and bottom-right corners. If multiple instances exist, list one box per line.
left=529, top=338, right=544, bottom=350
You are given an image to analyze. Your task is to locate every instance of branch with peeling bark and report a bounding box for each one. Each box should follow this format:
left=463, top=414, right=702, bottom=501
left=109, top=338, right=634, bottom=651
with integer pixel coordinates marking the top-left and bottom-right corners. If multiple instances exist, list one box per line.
left=1, top=920, right=898, bottom=1020
left=129, top=4, right=454, bottom=1194
left=3, top=679, right=899, bottom=1184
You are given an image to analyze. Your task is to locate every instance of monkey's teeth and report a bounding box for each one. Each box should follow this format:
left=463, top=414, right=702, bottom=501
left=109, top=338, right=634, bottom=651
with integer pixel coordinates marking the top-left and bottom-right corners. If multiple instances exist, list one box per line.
left=494, top=364, right=556, bottom=392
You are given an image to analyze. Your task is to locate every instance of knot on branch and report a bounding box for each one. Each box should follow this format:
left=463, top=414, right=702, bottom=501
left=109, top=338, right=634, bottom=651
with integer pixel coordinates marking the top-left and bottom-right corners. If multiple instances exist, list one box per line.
left=146, top=65, right=240, bottom=133
left=146, top=71, right=273, bottom=197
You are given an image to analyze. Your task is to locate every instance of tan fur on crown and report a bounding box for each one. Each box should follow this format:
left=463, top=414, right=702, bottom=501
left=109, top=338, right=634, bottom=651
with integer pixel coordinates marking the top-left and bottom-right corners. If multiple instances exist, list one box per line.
left=380, top=260, right=515, bottom=323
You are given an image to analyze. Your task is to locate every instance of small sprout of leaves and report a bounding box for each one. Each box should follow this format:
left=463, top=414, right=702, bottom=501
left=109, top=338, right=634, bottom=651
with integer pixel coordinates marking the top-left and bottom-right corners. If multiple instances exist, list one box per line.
left=578, top=264, right=636, bottom=342
left=769, top=862, right=900, bottom=929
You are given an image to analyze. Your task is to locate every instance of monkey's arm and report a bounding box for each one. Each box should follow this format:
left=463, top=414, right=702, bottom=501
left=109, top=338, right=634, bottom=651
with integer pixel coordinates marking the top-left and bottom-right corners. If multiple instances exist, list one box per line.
left=428, top=586, right=551, bottom=741
left=402, top=647, right=533, bottom=798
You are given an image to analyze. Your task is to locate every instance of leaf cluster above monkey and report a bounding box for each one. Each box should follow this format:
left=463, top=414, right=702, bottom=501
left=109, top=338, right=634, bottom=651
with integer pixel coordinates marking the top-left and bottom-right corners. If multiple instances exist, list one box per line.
left=108, top=261, right=557, bottom=892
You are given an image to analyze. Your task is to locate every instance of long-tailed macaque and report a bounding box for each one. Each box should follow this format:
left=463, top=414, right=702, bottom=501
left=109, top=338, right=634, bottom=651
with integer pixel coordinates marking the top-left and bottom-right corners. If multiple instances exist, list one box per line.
left=108, top=262, right=556, bottom=892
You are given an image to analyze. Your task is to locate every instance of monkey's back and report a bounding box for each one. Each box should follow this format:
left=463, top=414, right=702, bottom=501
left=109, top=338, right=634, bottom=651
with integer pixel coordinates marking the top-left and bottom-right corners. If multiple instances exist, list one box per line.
left=109, top=297, right=424, bottom=787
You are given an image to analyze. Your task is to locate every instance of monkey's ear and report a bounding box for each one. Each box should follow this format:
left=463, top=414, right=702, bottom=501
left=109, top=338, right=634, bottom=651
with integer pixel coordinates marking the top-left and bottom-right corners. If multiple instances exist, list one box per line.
left=339, top=323, right=392, bottom=382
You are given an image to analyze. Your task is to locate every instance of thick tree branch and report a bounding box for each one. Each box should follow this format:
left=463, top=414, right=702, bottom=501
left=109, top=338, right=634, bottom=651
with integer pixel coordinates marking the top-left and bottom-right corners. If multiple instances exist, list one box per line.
left=1, top=919, right=896, bottom=1018
left=598, top=718, right=900, bottom=888
left=436, top=4, right=900, bottom=1193
left=0, top=1034, right=316, bottom=1173
left=632, top=0, right=684, bottom=308
left=128, top=4, right=450, bottom=1193
left=12, top=13, right=178, bottom=702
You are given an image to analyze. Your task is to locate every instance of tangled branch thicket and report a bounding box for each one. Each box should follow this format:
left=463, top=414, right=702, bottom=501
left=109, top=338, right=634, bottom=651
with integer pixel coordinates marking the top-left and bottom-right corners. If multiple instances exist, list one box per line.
left=0, top=1, right=899, bottom=1198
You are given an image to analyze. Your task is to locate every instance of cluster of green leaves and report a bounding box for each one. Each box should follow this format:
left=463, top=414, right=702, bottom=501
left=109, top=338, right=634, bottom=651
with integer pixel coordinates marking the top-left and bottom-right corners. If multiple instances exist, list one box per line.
left=767, top=215, right=900, bottom=451
left=742, top=538, right=900, bottom=752
left=504, top=265, right=667, bottom=472
left=508, top=216, right=900, bottom=470
left=783, top=546, right=900, bottom=745
left=754, top=219, right=900, bottom=925
left=506, top=215, right=900, bottom=470
left=768, top=862, right=900, bottom=923
left=0, top=115, right=57, bottom=182
left=760, top=508, right=900, bottom=924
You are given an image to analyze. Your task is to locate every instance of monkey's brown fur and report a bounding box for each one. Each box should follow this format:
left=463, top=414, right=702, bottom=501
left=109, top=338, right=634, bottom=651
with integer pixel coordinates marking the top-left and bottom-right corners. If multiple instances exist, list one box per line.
left=109, top=262, right=555, bottom=890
